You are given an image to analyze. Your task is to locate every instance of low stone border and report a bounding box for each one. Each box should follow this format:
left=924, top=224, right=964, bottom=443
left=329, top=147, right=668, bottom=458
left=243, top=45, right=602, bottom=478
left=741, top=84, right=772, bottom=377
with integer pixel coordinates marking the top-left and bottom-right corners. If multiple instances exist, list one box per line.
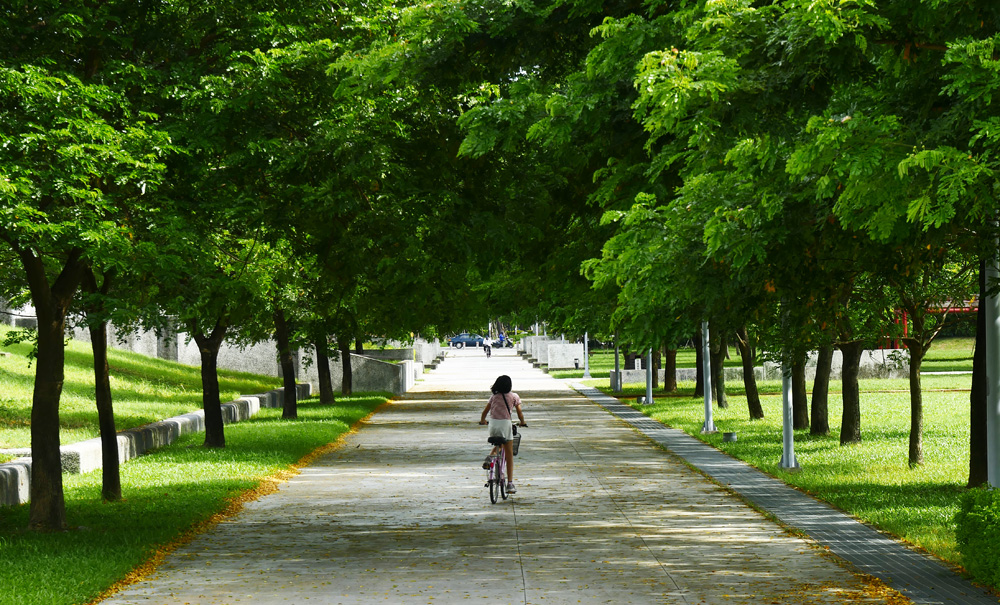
left=0, top=383, right=311, bottom=507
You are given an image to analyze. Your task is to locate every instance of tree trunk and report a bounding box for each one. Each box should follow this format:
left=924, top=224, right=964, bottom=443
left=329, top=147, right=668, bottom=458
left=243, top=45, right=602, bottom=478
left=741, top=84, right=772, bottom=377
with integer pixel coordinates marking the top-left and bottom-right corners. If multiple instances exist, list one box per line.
left=792, top=353, right=808, bottom=429
left=905, top=338, right=925, bottom=467
left=970, top=259, right=988, bottom=487
left=355, top=337, right=363, bottom=355
left=839, top=340, right=864, bottom=445
left=694, top=331, right=704, bottom=398
left=89, top=319, right=121, bottom=501
left=273, top=309, right=297, bottom=420
left=82, top=268, right=121, bottom=502
left=652, top=349, right=660, bottom=389
left=662, top=348, right=677, bottom=392
left=810, top=345, right=833, bottom=436
left=31, top=308, right=70, bottom=530
left=191, top=319, right=228, bottom=448
left=20, top=248, right=84, bottom=531
left=340, top=339, right=353, bottom=396
left=315, top=336, right=335, bottom=405
left=735, top=326, right=763, bottom=420
left=710, top=326, right=727, bottom=408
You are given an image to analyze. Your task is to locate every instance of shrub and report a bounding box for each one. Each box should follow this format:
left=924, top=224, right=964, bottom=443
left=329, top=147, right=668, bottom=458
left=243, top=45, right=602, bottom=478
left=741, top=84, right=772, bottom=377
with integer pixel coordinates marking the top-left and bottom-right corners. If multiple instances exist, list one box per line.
left=955, top=488, right=1000, bottom=585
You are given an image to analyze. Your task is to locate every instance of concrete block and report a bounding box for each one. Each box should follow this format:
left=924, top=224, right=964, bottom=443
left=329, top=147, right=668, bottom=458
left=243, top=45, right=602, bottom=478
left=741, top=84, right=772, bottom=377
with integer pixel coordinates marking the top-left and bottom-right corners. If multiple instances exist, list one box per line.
left=0, top=458, right=30, bottom=507
left=536, top=339, right=554, bottom=365
left=297, top=383, right=312, bottom=399
left=13, top=317, right=37, bottom=329
left=547, top=344, right=585, bottom=369
left=245, top=391, right=279, bottom=408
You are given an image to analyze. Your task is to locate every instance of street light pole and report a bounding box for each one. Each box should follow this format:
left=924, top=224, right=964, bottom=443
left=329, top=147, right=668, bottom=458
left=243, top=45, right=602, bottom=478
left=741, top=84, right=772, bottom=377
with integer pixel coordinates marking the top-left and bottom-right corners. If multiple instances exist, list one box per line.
left=701, top=321, right=716, bottom=433
left=779, top=360, right=800, bottom=470
left=645, top=348, right=654, bottom=405
left=987, top=246, right=1000, bottom=486
left=613, top=332, right=621, bottom=393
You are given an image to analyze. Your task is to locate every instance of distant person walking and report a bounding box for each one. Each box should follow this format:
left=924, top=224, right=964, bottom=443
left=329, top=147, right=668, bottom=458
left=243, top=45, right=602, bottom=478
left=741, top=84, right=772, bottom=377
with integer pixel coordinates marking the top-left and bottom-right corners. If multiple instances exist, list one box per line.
left=479, top=375, right=527, bottom=493
left=483, top=335, right=493, bottom=358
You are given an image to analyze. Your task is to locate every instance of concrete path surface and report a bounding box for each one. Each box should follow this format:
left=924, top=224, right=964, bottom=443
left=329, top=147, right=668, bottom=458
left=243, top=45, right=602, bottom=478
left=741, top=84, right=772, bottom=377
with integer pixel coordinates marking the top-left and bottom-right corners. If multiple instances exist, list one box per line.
left=103, top=348, right=904, bottom=604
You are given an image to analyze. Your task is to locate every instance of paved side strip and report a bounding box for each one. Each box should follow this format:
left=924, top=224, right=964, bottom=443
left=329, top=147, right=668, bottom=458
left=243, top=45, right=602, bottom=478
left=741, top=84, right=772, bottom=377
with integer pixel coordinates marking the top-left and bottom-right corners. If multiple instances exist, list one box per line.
left=573, top=383, right=998, bottom=605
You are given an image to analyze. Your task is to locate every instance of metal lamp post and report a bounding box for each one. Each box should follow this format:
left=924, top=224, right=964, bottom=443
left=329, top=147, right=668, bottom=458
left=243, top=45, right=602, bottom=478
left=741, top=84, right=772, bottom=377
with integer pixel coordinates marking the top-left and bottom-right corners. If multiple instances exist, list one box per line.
left=613, top=333, right=622, bottom=393
left=701, top=321, right=716, bottom=433
left=778, top=360, right=800, bottom=470
left=987, top=248, right=1000, bottom=486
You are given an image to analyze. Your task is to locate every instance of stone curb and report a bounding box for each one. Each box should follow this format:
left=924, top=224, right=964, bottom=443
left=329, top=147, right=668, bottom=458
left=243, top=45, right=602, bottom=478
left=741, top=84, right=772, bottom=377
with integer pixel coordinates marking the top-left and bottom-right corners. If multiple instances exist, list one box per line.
left=0, top=383, right=311, bottom=507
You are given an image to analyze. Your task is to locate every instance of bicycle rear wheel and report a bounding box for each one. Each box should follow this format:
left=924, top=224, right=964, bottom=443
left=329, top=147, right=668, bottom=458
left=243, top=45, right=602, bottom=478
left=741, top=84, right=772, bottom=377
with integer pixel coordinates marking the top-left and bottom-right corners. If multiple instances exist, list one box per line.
left=489, top=474, right=499, bottom=503
left=497, top=450, right=507, bottom=501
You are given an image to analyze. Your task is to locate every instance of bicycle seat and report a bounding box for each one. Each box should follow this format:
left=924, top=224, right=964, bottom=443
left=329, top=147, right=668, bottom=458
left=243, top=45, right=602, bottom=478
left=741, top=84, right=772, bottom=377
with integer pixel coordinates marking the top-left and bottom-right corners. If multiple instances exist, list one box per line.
left=487, top=436, right=507, bottom=446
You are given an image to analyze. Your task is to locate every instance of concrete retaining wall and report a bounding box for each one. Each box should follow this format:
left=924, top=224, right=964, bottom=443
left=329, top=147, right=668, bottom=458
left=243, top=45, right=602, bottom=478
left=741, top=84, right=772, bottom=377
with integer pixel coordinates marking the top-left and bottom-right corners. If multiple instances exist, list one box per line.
left=298, top=354, right=419, bottom=395
left=0, top=383, right=310, bottom=507
left=59, top=317, right=439, bottom=395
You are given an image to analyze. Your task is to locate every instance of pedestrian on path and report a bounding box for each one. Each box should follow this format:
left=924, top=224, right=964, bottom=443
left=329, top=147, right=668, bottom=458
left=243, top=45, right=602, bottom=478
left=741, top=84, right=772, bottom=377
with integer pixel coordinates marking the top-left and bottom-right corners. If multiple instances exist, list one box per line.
left=483, top=335, right=492, bottom=357
left=479, top=374, right=526, bottom=493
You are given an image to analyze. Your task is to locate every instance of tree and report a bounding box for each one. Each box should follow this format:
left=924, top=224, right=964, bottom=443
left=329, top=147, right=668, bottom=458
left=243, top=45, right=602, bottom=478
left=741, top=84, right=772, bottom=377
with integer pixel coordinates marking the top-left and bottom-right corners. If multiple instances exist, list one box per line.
left=79, top=268, right=121, bottom=502
left=892, top=253, right=976, bottom=465
left=0, top=66, right=166, bottom=528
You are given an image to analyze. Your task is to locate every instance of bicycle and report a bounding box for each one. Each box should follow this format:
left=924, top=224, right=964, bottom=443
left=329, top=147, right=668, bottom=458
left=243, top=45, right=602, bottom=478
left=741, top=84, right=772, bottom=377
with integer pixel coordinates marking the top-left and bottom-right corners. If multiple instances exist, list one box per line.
left=483, top=425, right=522, bottom=503
left=484, top=435, right=508, bottom=503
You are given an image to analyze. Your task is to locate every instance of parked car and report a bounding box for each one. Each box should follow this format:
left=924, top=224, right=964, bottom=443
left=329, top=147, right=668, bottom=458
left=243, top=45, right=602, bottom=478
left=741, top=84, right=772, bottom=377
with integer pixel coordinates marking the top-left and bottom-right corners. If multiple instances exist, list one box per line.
left=449, top=333, right=484, bottom=348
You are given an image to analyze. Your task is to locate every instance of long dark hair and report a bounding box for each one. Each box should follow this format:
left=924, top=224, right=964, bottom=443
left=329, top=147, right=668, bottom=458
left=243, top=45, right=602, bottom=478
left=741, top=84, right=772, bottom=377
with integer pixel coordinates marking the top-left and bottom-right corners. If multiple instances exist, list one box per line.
left=491, top=375, right=512, bottom=394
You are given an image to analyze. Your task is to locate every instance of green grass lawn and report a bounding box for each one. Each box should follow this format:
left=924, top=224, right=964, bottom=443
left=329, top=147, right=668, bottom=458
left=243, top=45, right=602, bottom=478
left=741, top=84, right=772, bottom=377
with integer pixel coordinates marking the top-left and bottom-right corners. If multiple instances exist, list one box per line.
left=0, top=324, right=281, bottom=453
left=0, top=395, right=389, bottom=605
left=583, top=338, right=977, bottom=573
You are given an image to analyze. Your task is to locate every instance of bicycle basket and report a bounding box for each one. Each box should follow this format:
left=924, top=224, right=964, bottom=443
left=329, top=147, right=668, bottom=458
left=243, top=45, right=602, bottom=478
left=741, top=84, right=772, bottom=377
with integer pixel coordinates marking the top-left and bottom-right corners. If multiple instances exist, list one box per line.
left=512, top=433, right=521, bottom=456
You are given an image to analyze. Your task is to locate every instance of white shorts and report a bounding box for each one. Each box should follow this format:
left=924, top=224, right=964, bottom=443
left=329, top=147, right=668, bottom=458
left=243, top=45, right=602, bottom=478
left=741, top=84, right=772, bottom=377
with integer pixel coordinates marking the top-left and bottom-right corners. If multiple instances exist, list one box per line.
left=488, top=418, right=513, bottom=442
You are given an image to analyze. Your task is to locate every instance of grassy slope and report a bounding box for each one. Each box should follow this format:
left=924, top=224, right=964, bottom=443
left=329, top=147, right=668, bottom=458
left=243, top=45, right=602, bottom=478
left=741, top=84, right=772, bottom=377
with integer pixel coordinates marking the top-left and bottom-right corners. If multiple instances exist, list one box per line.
left=0, top=324, right=280, bottom=452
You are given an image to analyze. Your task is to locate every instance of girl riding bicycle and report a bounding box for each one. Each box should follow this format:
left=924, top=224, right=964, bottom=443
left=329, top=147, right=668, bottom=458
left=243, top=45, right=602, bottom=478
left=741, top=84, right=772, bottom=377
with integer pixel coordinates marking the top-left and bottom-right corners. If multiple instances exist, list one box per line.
left=479, top=375, right=527, bottom=494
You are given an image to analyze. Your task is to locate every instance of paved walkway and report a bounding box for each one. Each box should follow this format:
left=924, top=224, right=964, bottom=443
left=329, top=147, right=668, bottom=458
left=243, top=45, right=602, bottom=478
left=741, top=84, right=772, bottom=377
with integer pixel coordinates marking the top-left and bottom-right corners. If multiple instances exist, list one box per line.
left=101, top=349, right=994, bottom=604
